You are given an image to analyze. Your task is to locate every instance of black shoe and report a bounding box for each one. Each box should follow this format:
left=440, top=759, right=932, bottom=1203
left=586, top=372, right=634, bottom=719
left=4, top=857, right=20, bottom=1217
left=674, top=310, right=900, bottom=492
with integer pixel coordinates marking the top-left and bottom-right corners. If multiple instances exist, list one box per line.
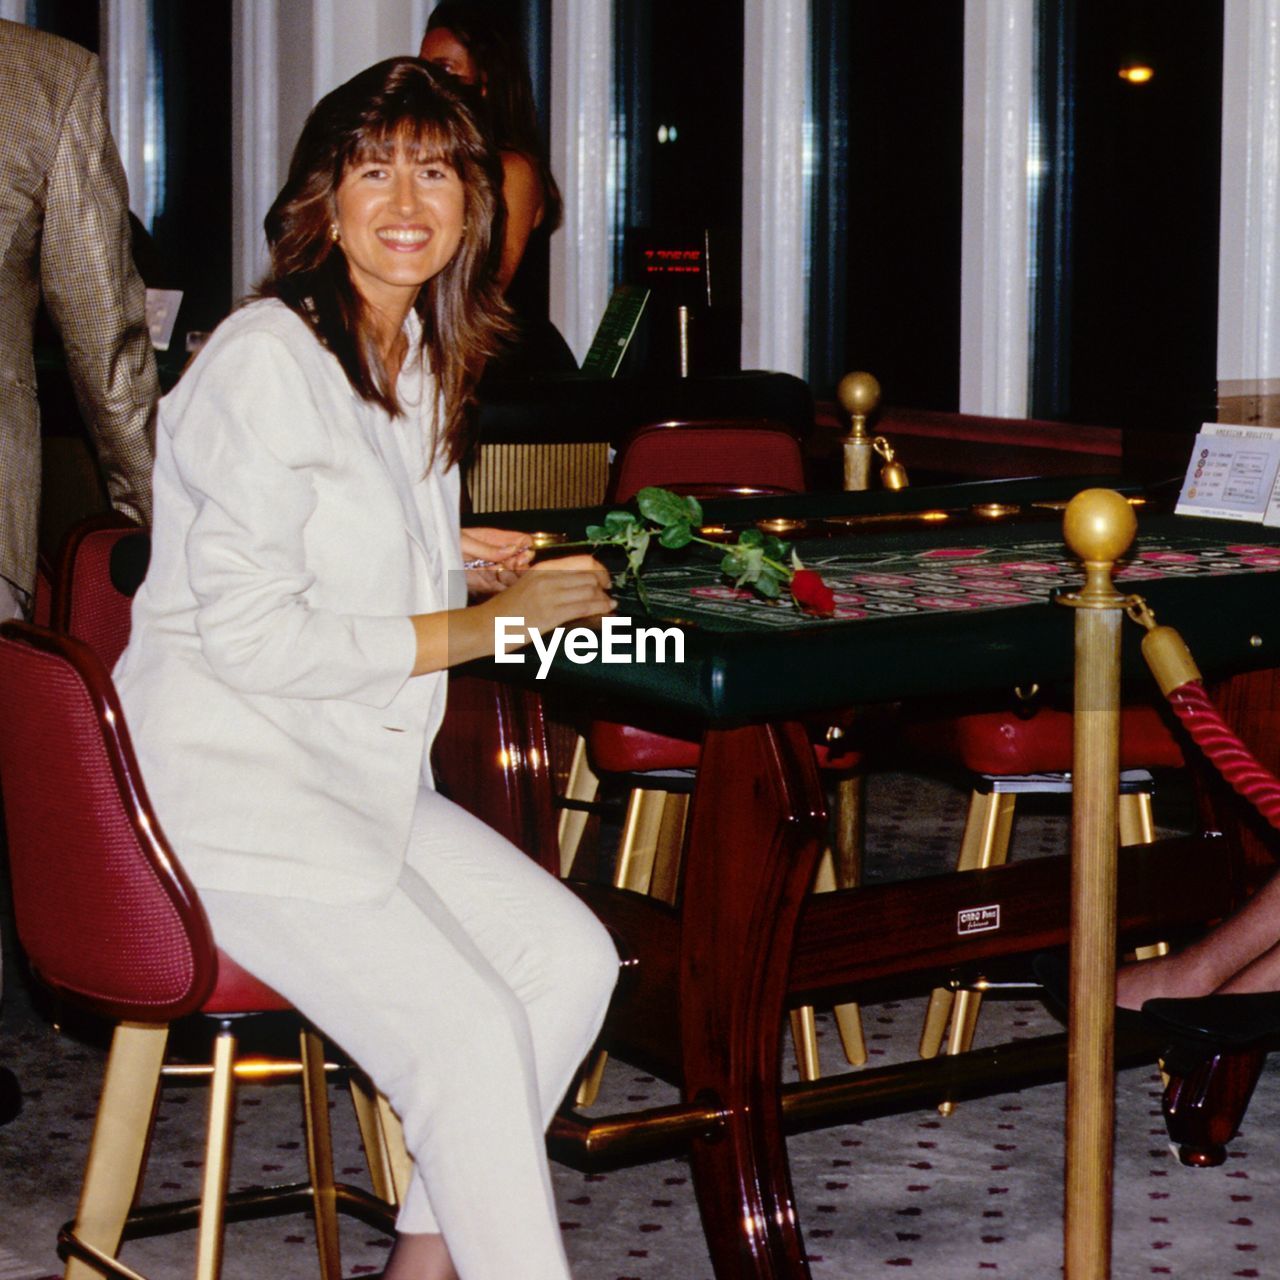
left=1030, top=950, right=1150, bottom=1038
left=1142, top=991, right=1280, bottom=1049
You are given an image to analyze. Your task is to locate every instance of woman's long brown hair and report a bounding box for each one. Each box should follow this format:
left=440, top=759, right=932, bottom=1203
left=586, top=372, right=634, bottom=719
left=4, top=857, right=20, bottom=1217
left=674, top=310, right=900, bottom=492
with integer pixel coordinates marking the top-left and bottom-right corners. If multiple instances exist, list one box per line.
left=259, top=57, right=513, bottom=467
left=424, top=0, right=562, bottom=232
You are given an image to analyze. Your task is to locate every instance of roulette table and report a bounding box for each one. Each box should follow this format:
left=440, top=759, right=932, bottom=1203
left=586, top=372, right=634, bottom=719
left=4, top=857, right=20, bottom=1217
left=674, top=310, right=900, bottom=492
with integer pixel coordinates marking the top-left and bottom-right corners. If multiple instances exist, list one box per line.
left=436, top=475, right=1280, bottom=1280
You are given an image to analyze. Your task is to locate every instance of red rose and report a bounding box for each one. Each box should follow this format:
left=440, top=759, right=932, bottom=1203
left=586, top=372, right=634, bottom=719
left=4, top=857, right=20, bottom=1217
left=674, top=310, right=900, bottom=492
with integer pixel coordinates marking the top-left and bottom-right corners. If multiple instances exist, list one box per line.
left=790, top=568, right=835, bottom=617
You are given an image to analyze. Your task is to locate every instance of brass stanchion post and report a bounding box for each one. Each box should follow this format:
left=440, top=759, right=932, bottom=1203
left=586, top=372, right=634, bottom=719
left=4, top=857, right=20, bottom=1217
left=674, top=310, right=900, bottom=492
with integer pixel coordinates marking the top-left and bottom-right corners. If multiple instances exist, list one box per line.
left=1059, top=489, right=1137, bottom=1280
left=837, top=371, right=881, bottom=493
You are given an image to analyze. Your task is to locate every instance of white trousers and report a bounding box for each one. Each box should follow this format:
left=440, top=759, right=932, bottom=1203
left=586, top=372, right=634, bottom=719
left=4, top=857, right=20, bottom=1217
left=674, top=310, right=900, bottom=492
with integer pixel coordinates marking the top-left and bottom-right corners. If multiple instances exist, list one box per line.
left=201, top=787, right=618, bottom=1280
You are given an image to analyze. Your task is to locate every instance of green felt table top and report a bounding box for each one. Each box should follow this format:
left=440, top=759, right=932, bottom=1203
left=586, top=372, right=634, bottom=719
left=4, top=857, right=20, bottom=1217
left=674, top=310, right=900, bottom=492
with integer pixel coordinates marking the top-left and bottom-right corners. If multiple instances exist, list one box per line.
left=468, top=476, right=1280, bottom=723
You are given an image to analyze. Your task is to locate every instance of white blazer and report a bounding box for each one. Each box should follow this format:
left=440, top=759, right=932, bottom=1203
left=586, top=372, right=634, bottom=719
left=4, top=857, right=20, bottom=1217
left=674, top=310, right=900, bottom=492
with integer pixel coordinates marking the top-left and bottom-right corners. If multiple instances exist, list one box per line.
left=115, top=299, right=463, bottom=906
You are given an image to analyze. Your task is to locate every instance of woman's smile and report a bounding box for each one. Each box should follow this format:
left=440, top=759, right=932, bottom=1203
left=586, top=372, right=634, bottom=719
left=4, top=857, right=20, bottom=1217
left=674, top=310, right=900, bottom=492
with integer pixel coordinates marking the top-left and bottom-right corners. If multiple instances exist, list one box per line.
left=376, top=226, right=434, bottom=249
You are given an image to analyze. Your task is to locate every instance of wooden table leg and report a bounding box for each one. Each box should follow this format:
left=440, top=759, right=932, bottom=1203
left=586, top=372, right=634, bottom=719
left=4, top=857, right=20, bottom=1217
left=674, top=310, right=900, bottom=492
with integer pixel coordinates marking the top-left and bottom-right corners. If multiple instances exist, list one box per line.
left=679, top=721, right=827, bottom=1280
left=1162, top=1045, right=1266, bottom=1168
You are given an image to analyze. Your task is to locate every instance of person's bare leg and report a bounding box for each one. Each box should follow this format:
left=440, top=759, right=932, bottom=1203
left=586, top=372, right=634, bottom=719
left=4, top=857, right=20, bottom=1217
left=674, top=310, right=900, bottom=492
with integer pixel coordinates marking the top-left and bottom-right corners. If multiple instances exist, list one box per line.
left=381, top=1232, right=458, bottom=1280
left=1115, top=873, right=1280, bottom=1009
left=1214, top=939, right=1280, bottom=994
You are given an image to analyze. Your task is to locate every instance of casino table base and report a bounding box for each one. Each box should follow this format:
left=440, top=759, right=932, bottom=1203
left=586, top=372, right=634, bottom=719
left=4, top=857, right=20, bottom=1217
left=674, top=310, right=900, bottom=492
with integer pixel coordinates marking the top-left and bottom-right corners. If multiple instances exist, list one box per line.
left=434, top=672, right=1250, bottom=1280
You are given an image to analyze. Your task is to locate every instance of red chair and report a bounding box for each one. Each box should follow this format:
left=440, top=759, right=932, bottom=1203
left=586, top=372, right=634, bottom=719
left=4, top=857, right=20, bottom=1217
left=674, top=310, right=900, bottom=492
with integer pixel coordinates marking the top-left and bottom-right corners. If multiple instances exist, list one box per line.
left=52, top=512, right=144, bottom=670
left=607, top=418, right=808, bottom=502
left=0, top=624, right=406, bottom=1280
left=561, top=419, right=867, bottom=1093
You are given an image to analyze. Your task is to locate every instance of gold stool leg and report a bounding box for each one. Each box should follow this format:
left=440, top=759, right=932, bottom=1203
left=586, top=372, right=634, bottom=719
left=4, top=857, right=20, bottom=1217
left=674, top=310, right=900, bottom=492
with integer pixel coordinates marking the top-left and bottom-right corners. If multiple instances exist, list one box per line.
left=791, top=846, right=867, bottom=1079
left=374, top=1093, right=413, bottom=1208
left=64, top=1022, right=168, bottom=1280
left=194, top=1026, right=237, bottom=1280
left=577, top=787, right=670, bottom=1106
left=1119, top=791, right=1169, bottom=959
left=829, top=783, right=867, bottom=1066
left=918, top=991, right=955, bottom=1062
left=789, top=1006, right=822, bottom=1080
left=613, top=788, right=666, bottom=893
left=1118, top=790, right=1154, bottom=847
left=349, top=1075, right=394, bottom=1205
left=920, top=790, right=1016, bottom=1062
left=648, top=792, right=688, bottom=906
left=789, top=851, right=835, bottom=1082
left=558, top=736, right=599, bottom=877
left=300, top=1029, right=342, bottom=1280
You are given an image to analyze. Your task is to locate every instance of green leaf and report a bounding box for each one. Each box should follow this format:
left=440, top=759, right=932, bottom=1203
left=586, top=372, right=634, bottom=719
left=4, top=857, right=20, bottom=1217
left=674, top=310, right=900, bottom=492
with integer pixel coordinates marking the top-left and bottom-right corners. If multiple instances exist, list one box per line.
left=637, top=487, right=700, bottom=529
left=738, top=527, right=764, bottom=548
left=658, top=523, right=693, bottom=549
left=604, top=509, right=639, bottom=532
left=728, top=546, right=766, bottom=586
left=623, top=529, right=650, bottom=578
left=755, top=567, right=785, bottom=598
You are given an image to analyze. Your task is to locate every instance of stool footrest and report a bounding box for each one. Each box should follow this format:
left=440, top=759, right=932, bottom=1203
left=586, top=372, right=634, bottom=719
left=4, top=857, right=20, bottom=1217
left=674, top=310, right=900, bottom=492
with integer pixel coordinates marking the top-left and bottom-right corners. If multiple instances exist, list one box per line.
left=975, top=768, right=1156, bottom=795
left=60, top=1182, right=397, bottom=1278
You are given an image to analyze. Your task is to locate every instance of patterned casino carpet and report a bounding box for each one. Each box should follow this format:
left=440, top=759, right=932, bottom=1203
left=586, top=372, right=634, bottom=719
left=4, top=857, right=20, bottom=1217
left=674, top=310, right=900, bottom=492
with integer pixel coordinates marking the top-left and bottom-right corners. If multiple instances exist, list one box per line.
left=2, top=770, right=1280, bottom=1279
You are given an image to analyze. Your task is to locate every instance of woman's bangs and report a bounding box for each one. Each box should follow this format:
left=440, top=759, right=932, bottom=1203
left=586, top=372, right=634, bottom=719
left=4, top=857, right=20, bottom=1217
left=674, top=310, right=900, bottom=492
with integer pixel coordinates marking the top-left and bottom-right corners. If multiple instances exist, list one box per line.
left=346, top=115, right=461, bottom=172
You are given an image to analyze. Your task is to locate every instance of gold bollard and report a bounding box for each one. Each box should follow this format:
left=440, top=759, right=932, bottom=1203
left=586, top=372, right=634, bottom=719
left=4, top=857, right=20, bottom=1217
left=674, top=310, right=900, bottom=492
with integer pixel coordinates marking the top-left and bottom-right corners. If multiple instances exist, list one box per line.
left=837, top=371, right=881, bottom=492
left=1058, top=488, right=1137, bottom=1280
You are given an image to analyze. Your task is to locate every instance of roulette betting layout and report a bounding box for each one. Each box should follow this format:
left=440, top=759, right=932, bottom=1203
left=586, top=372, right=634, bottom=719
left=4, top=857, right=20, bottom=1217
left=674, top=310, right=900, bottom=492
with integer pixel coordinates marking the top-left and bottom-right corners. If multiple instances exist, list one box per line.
left=629, top=531, right=1280, bottom=630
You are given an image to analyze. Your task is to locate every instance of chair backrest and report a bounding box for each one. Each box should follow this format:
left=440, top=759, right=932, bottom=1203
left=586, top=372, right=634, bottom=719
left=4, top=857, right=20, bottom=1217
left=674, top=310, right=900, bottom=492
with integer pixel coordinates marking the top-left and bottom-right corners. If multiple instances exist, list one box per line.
left=610, top=419, right=807, bottom=503
left=32, top=553, right=53, bottom=628
left=0, top=623, right=216, bottom=1020
left=52, top=513, right=144, bottom=669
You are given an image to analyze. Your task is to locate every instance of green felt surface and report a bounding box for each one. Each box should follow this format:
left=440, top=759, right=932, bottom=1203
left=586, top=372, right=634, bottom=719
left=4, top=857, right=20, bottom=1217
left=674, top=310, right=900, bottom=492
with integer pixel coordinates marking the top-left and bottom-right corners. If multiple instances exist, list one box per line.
left=470, top=478, right=1280, bottom=722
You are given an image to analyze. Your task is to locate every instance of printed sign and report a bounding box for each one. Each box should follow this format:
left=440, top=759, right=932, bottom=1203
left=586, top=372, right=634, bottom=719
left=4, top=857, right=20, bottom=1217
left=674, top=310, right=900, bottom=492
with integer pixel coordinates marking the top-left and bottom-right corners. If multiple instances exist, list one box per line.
left=957, top=904, right=1001, bottom=936
left=1175, top=423, right=1280, bottom=524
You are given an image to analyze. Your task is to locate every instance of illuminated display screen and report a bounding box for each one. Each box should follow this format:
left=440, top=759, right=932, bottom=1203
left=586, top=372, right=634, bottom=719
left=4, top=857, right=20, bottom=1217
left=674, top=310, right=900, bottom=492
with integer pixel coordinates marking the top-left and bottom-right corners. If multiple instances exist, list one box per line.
left=641, top=246, right=705, bottom=278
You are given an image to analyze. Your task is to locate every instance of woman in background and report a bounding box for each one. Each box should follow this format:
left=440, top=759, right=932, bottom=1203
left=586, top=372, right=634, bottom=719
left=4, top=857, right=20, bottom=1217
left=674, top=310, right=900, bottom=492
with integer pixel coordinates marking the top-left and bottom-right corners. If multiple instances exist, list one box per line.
left=421, top=0, right=577, bottom=376
left=114, top=57, right=617, bottom=1280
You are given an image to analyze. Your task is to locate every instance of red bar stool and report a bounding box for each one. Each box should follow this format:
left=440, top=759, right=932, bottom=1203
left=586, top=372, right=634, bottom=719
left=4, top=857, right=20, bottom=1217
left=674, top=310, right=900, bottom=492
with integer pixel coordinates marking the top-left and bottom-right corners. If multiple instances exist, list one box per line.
left=902, top=696, right=1186, bottom=1086
left=0, top=624, right=406, bottom=1279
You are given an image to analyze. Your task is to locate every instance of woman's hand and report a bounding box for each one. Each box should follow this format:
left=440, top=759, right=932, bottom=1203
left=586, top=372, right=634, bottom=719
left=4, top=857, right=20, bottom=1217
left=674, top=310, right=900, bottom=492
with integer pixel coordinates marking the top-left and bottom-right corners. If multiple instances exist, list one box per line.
left=461, top=526, right=534, bottom=595
left=494, top=555, right=615, bottom=639
left=411, top=554, right=614, bottom=676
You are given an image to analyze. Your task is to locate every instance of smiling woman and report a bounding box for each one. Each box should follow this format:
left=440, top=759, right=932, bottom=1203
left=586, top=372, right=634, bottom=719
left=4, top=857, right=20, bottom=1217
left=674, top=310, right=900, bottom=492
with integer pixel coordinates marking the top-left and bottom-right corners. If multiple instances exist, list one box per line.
left=111, top=56, right=617, bottom=1280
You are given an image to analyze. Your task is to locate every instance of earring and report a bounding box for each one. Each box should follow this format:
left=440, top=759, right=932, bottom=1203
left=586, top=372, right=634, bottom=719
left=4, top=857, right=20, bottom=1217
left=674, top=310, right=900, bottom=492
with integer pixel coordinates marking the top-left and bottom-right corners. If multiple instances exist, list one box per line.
left=329, top=223, right=341, bottom=243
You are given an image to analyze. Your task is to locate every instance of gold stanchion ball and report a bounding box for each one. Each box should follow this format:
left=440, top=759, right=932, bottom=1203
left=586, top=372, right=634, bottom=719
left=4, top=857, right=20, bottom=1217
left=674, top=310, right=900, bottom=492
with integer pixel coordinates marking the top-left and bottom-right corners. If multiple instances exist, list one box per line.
left=837, top=371, right=881, bottom=420
left=1063, top=488, right=1137, bottom=563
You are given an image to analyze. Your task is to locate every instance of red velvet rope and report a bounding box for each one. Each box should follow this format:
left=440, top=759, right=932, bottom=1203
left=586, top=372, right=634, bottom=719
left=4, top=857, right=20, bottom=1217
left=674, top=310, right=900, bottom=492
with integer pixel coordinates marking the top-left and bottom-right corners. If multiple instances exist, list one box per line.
left=1166, top=679, right=1280, bottom=831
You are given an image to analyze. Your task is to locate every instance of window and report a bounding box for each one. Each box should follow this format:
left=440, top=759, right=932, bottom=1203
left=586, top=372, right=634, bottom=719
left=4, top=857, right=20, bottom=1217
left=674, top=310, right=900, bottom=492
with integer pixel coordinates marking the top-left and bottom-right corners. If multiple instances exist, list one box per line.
left=1032, top=0, right=1223, bottom=432
left=807, top=1, right=964, bottom=407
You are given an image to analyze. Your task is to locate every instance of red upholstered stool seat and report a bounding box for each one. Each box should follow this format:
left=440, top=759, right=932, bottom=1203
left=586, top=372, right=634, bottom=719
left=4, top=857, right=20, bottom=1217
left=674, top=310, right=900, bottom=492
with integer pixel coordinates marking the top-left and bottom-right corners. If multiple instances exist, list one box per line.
left=587, top=718, right=863, bottom=776
left=203, top=950, right=294, bottom=1016
left=903, top=703, right=1185, bottom=775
